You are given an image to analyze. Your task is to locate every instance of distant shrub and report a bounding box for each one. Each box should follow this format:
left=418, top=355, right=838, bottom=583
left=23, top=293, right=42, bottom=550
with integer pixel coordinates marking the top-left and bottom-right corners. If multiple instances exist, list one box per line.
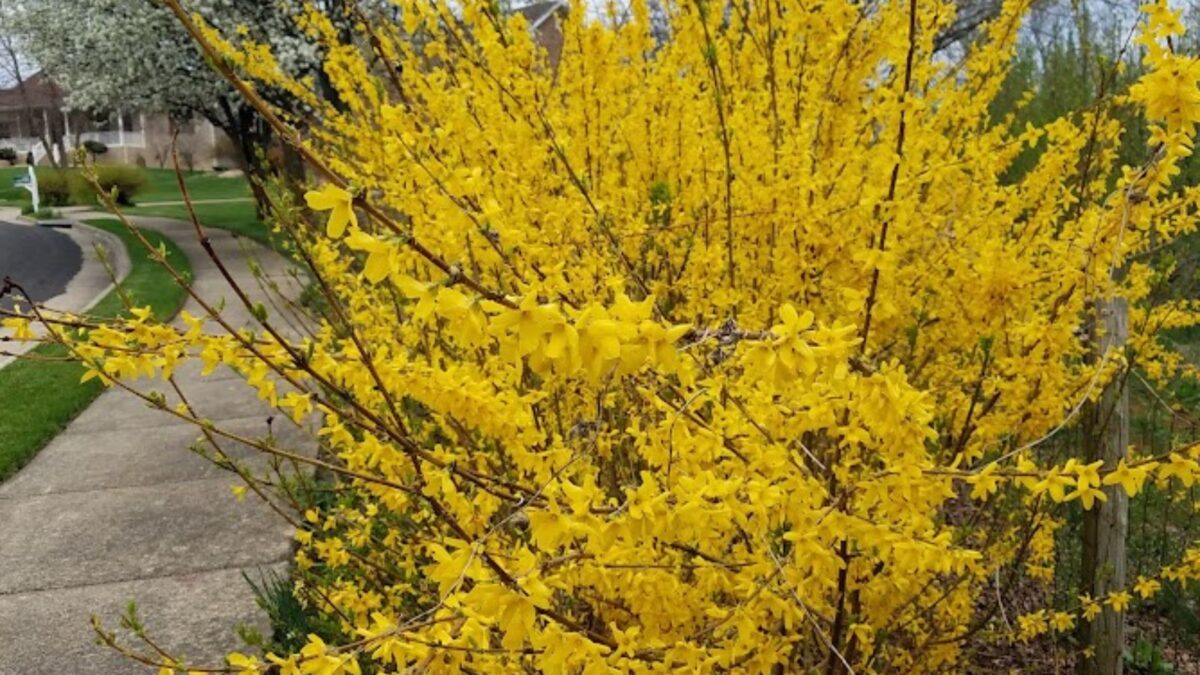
left=96, top=165, right=148, bottom=205
left=0, top=147, right=17, bottom=164
left=65, top=172, right=91, bottom=204
left=68, top=165, right=147, bottom=206
left=34, top=169, right=71, bottom=206
left=20, top=204, right=58, bottom=220
left=82, top=139, right=108, bottom=157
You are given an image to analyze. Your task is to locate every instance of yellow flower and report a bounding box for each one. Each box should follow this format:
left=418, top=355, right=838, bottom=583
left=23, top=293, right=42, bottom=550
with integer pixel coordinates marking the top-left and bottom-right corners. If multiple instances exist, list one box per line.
left=1102, top=459, right=1151, bottom=497
left=1016, top=610, right=1048, bottom=641
left=344, top=229, right=394, bottom=283
left=305, top=183, right=356, bottom=238
left=1050, top=611, right=1075, bottom=632
left=631, top=320, right=692, bottom=374
left=1143, top=0, right=1186, bottom=38
left=436, top=287, right=487, bottom=345
left=1070, top=485, right=1107, bottom=510
left=573, top=305, right=622, bottom=381
left=1033, top=469, right=1074, bottom=503
left=968, top=463, right=1001, bottom=501
left=1106, top=591, right=1133, bottom=613
left=487, top=294, right=561, bottom=358
left=227, top=653, right=261, bottom=674
left=265, top=653, right=301, bottom=675
left=2, top=316, right=33, bottom=341
left=1158, top=456, right=1200, bottom=487
left=395, top=274, right=437, bottom=321
left=1130, top=55, right=1200, bottom=132
left=280, top=392, right=314, bottom=424
left=1134, top=576, right=1161, bottom=599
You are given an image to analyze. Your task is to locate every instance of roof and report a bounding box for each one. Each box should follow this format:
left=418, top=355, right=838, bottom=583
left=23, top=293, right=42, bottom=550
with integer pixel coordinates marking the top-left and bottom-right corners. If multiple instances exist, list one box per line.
left=0, top=71, right=62, bottom=110
left=513, top=0, right=567, bottom=30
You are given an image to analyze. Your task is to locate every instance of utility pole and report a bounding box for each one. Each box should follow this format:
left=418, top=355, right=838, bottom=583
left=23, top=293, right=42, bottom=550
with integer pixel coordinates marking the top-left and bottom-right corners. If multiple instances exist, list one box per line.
left=1079, top=297, right=1129, bottom=675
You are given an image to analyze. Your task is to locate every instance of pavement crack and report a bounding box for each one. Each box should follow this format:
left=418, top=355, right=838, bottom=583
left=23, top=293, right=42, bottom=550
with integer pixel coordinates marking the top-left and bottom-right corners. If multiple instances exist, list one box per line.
left=0, top=556, right=294, bottom=598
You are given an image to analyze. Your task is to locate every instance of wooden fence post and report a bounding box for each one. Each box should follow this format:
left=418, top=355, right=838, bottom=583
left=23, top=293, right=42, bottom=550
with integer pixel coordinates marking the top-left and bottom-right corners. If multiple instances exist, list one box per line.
left=1079, top=297, right=1129, bottom=675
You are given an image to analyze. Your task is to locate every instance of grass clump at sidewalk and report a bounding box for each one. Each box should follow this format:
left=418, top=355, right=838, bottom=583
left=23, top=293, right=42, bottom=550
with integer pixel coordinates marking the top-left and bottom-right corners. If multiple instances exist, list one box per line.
left=0, top=218, right=190, bottom=481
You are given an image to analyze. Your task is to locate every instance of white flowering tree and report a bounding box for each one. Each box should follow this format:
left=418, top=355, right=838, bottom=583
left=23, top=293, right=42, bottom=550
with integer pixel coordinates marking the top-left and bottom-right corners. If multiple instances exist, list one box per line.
left=3, top=0, right=346, bottom=207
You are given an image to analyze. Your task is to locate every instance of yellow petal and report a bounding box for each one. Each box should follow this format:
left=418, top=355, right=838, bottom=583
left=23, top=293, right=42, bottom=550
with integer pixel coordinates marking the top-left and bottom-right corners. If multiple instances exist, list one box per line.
left=304, top=184, right=349, bottom=210
left=327, top=205, right=351, bottom=239
left=364, top=250, right=390, bottom=283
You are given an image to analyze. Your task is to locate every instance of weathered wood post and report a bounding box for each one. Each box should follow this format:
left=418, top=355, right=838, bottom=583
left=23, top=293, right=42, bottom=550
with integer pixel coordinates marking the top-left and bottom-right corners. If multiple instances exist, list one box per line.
left=1079, top=297, right=1129, bottom=675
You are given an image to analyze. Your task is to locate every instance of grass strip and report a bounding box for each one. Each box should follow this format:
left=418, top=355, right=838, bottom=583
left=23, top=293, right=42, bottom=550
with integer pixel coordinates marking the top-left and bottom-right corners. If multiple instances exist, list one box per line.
left=128, top=200, right=272, bottom=248
left=0, top=218, right=190, bottom=481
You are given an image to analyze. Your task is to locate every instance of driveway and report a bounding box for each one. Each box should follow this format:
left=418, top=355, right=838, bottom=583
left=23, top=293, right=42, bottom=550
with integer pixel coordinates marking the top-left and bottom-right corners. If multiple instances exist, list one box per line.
left=0, top=221, right=82, bottom=313
left=0, top=218, right=128, bottom=368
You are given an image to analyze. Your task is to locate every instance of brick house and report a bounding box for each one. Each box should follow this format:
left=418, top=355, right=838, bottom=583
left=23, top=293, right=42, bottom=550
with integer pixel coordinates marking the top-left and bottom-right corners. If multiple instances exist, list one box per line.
left=515, top=0, right=568, bottom=66
left=0, top=70, right=239, bottom=170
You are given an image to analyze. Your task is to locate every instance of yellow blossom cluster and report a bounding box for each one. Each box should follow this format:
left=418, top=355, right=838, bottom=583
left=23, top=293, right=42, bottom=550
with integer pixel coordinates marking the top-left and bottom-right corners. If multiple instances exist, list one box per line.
left=17, top=0, right=1200, bottom=671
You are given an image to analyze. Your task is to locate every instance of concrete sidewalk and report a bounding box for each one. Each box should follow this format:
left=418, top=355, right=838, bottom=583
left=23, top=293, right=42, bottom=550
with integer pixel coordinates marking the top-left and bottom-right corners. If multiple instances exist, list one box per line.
left=0, top=216, right=311, bottom=673
left=134, top=198, right=255, bottom=208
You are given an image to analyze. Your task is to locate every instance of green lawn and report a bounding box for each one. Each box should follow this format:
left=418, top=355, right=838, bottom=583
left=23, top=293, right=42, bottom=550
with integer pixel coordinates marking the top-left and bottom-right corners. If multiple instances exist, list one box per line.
left=0, top=166, right=251, bottom=207
left=0, top=165, right=33, bottom=203
left=136, top=169, right=252, bottom=204
left=119, top=168, right=270, bottom=247
left=127, top=200, right=269, bottom=245
left=0, top=218, right=190, bottom=481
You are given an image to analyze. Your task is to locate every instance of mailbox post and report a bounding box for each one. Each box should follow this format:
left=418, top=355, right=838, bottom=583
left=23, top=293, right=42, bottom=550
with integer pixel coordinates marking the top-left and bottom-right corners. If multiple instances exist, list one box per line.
left=13, top=164, right=38, bottom=213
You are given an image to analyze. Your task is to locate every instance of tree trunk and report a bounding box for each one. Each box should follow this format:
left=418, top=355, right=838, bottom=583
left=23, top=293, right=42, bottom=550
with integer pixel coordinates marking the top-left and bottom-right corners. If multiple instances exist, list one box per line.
left=1078, top=297, right=1129, bottom=675
left=279, top=138, right=308, bottom=204
left=1, top=39, right=59, bottom=169
left=207, top=99, right=274, bottom=220
left=237, top=141, right=273, bottom=221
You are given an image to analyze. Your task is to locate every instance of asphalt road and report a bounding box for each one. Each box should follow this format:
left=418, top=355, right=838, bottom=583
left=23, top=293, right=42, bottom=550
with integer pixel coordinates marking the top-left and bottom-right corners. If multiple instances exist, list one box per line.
left=0, top=221, right=82, bottom=314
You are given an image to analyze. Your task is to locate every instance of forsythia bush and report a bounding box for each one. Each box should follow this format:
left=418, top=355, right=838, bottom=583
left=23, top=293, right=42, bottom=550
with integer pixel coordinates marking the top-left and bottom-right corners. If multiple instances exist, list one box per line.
left=14, top=0, right=1200, bottom=671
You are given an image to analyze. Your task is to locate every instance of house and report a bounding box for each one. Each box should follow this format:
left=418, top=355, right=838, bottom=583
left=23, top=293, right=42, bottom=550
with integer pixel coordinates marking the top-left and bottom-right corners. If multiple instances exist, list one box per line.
left=514, top=0, right=568, bottom=66
left=0, top=4, right=567, bottom=171
left=0, top=71, right=239, bottom=170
